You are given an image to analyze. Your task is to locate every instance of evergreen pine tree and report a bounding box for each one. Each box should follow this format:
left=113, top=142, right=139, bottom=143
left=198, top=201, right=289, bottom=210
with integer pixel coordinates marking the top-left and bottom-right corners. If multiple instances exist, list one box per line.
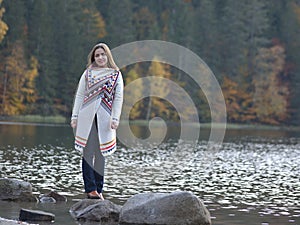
left=106, top=0, right=135, bottom=47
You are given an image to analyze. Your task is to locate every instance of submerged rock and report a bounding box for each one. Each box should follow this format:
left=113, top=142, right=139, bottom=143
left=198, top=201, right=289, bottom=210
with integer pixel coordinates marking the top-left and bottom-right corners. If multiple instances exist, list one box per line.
left=0, top=178, right=37, bottom=202
left=119, top=191, right=211, bottom=225
left=39, top=191, right=67, bottom=203
left=39, top=196, right=56, bottom=203
left=70, top=199, right=121, bottom=225
left=19, top=208, right=55, bottom=222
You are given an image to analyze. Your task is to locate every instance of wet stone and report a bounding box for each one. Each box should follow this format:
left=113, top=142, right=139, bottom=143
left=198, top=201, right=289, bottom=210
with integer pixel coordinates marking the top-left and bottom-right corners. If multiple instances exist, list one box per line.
left=39, top=191, right=67, bottom=202
left=70, top=199, right=121, bottom=224
left=39, top=196, right=56, bottom=203
left=19, top=208, right=55, bottom=222
left=0, top=178, right=37, bottom=202
left=119, top=191, right=211, bottom=225
left=45, top=191, right=67, bottom=202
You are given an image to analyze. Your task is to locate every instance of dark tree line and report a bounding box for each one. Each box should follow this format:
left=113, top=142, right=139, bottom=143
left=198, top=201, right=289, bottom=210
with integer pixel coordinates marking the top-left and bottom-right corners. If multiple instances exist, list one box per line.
left=1, top=0, right=300, bottom=125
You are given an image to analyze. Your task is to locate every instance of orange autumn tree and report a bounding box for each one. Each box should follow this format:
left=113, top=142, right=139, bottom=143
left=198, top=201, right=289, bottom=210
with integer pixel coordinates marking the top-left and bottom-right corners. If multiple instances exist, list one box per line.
left=252, top=44, right=289, bottom=124
left=0, top=0, right=8, bottom=43
left=222, top=76, right=255, bottom=123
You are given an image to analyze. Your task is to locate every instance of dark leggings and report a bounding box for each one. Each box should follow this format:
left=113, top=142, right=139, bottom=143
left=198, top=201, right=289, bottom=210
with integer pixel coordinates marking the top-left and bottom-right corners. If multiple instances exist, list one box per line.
left=82, top=117, right=105, bottom=193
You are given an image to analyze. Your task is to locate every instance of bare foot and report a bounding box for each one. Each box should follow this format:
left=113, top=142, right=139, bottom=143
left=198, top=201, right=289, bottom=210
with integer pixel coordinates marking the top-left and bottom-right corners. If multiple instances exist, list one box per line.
left=87, top=191, right=101, bottom=199
left=98, top=193, right=104, bottom=200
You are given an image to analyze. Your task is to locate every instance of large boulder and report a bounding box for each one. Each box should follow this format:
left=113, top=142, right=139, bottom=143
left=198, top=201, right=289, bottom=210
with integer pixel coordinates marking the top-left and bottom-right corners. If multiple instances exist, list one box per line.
left=0, top=178, right=37, bottom=202
left=119, top=191, right=211, bottom=225
left=70, top=199, right=121, bottom=225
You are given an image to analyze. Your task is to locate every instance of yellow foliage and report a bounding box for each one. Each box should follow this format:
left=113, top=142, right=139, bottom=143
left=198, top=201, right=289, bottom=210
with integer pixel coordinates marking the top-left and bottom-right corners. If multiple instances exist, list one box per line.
left=22, top=56, right=39, bottom=103
left=221, top=44, right=289, bottom=124
left=0, top=0, right=8, bottom=43
left=222, top=76, right=256, bottom=123
left=0, top=41, right=39, bottom=115
left=253, top=45, right=289, bottom=124
left=91, top=10, right=106, bottom=39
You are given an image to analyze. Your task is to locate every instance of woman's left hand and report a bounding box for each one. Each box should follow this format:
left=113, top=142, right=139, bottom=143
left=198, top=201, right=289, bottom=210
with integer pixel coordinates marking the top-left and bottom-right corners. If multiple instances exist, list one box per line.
left=111, top=119, right=119, bottom=129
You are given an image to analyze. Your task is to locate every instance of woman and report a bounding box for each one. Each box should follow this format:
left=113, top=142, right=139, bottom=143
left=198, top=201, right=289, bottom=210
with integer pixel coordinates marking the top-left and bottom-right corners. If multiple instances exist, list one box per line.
left=71, top=43, right=123, bottom=199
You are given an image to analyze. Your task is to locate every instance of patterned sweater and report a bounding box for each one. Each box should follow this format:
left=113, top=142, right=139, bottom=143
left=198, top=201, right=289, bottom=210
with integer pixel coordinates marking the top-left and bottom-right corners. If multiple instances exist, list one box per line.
left=71, top=68, right=124, bottom=122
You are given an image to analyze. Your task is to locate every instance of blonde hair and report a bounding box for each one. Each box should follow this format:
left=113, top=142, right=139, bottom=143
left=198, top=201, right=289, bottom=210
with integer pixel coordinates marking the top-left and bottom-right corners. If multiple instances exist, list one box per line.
left=87, top=43, right=119, bottom=70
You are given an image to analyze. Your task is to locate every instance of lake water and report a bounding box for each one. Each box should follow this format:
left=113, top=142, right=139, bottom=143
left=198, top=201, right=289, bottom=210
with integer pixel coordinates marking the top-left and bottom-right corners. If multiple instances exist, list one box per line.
left=0, top=122, right=300, bottom=225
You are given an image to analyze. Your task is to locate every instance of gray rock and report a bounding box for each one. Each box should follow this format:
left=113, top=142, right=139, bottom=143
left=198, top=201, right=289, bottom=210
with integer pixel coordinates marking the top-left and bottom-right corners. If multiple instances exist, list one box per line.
left=70, top=199, right=121, bottom=225
left=39, top=196, right=56, bottom=203
left=19, top=208, right=55, bottom=222
left=0, top=178, right=37, bottom=202
left=119, top=191, right=211, bottom=225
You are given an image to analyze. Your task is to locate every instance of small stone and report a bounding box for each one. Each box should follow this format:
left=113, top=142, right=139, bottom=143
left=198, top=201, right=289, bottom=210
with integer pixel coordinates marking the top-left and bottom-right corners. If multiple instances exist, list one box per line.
left=41, top=191, right=67, bottom=202
left=39, top=196, right=56, bottom=203
left=45, top=191, right=67, bottom=202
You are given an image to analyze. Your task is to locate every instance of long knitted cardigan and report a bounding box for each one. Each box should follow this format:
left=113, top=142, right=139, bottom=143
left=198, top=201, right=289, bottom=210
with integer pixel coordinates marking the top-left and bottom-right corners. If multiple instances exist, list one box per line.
left=71, top=67, right=123, bottom=156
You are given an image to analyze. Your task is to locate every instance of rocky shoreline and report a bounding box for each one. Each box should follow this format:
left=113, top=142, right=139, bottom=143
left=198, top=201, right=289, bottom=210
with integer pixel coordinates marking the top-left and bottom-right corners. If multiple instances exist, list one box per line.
left=0, top=178, right=211, bottom=225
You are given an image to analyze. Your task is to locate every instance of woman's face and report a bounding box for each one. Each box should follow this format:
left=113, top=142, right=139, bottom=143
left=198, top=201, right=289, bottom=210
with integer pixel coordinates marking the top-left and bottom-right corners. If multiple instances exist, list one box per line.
left=94, top=47, right=108, bottom=68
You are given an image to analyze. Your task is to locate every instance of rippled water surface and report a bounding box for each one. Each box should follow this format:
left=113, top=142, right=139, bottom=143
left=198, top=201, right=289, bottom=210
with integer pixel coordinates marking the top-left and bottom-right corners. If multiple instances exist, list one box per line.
left=0, top=123, right=300, bottom=225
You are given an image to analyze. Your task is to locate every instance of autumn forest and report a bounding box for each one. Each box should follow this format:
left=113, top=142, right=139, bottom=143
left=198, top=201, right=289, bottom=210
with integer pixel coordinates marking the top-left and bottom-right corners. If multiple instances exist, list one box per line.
left=1, top=0, right=300, bottom=125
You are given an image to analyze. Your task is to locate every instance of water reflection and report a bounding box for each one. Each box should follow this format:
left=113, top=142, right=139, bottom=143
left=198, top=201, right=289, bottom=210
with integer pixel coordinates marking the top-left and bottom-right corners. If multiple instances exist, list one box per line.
left=0, top=123, right=300, bottom=225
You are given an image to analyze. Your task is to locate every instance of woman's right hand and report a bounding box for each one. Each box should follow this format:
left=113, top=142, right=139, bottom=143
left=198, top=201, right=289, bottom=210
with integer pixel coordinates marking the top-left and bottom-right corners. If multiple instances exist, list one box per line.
left=70, top=119, right=77, bottom=128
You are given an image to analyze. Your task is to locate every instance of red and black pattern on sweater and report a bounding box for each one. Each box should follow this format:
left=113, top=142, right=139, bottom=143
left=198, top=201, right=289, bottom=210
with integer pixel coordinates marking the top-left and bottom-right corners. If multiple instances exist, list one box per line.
left=83, top=69, right=119, bottom=114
